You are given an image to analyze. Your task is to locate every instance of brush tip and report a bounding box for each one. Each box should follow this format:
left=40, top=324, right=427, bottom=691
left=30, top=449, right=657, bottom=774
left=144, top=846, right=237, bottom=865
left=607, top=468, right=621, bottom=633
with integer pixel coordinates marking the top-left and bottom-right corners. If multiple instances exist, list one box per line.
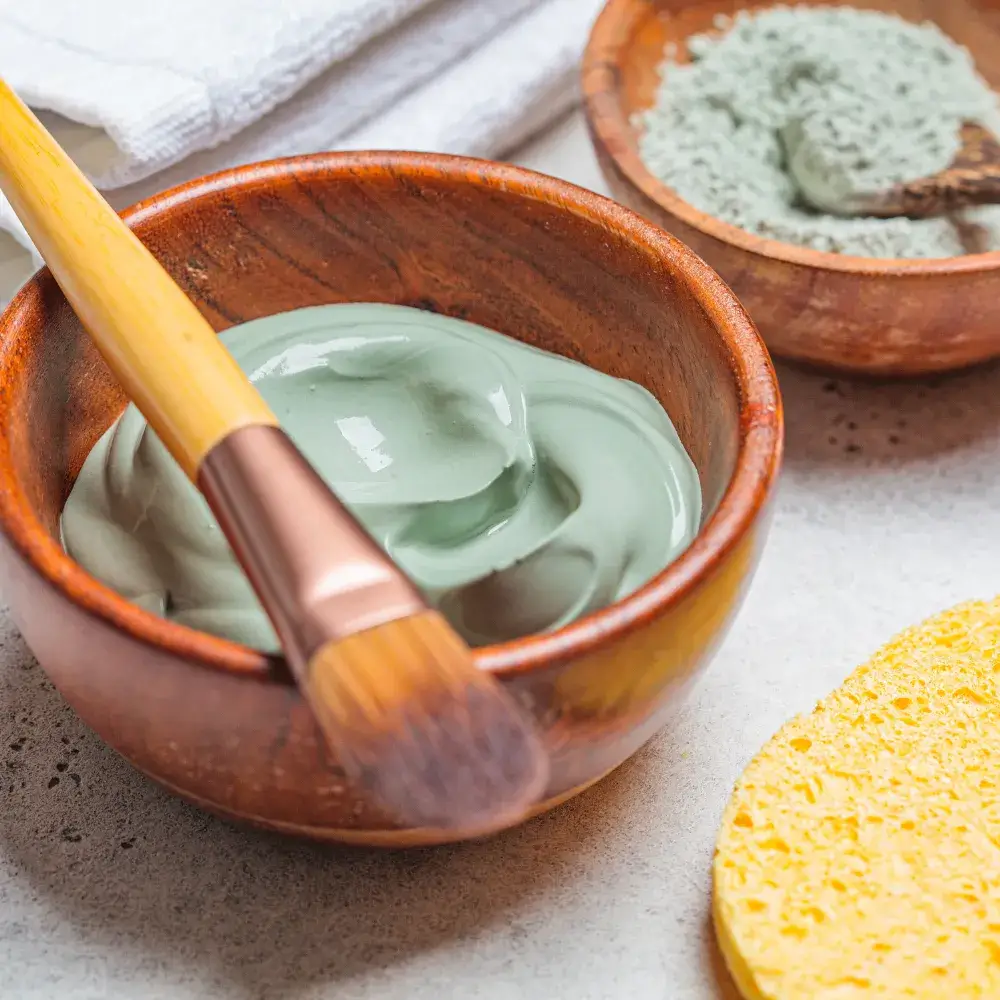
left=308, top=612, right=549, bottom=832
left=356, top=674, right=548, bottom=831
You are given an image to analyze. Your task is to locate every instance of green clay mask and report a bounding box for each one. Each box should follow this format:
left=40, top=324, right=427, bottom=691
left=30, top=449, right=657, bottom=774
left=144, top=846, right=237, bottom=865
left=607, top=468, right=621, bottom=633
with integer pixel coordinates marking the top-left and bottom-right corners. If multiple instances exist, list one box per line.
left=61, top=303, right=702, bottom=649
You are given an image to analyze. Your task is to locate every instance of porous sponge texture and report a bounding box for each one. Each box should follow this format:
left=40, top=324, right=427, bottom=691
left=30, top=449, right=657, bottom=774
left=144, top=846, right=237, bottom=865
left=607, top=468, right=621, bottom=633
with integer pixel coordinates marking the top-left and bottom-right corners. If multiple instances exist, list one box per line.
left=714, top=598, right=1000, bottom=999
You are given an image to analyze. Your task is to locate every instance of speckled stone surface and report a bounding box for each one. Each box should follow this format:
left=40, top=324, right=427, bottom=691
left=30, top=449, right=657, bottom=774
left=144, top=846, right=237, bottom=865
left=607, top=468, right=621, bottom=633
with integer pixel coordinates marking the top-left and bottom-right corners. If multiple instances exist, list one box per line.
left=3, top=110, right=1000, bottom=999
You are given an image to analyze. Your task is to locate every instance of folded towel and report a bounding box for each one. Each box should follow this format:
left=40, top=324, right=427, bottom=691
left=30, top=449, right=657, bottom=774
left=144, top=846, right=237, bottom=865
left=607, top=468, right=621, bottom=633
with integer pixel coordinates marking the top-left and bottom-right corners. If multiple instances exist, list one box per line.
left=0, top=0, right=605, bottom=304
left=0, top=0, right=435, bottom=188
left=110, top=0, right=551, bottom=202
left=343, top=0, right=605, bottom=157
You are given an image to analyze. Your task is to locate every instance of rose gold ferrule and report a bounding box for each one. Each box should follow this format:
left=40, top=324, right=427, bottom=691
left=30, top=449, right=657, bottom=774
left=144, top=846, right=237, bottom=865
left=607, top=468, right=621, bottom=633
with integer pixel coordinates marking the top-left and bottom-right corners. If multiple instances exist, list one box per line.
left=198, top=425, right=426, bottom=671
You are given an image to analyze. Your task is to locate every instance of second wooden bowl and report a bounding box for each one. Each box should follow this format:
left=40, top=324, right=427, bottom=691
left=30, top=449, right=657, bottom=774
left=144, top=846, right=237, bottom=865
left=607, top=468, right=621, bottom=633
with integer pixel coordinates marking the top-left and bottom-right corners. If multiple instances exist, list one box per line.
left=0, top=152, right=782, bottom=847
left=583, top=0, right=1000, bottom=377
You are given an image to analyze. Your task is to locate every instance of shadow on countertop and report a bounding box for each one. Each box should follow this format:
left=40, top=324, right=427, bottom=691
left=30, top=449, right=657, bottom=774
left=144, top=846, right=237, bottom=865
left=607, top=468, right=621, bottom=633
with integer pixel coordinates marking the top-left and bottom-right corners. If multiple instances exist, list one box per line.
left=776, top=358, right=1000, bottom=467
left=0, top=619, right=674, bottom=999
left=709, top=923, right=743, bottom=1000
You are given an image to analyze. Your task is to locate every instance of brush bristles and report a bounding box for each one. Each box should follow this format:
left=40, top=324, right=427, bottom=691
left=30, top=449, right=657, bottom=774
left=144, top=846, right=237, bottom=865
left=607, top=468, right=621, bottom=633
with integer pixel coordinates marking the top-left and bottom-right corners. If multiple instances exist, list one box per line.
left=305, top=610, right=549, bottom=831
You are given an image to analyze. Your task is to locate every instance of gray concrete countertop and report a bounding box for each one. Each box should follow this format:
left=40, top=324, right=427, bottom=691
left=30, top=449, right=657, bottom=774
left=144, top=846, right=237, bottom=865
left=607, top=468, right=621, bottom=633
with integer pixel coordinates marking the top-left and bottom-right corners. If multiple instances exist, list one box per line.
left=4, top=109, right=1000, bottom=999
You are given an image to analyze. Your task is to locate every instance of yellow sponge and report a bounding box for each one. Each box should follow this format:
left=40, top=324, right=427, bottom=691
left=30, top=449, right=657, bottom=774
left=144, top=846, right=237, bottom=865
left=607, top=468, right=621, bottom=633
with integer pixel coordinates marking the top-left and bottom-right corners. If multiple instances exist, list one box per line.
left=714, top=598, right=1000, bottom=999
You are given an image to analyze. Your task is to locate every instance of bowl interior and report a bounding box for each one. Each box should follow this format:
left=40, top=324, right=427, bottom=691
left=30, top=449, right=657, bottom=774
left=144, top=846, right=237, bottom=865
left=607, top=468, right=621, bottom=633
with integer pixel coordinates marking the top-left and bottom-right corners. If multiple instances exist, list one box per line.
left=593, top=0, right=1000, bottom=267
left=619, top=0, right=1000, bottom=108
left=0, top=153, right=769, bottom=671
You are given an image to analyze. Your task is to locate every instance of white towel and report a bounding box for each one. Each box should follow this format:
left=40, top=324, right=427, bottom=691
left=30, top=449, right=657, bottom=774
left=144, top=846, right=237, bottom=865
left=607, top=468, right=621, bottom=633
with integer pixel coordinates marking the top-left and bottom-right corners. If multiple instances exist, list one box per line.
left=343, top=0, right=605, bottom=157
left=0, top=0, right=605, bottom=303
left=0, top=0, right=435, bottom=187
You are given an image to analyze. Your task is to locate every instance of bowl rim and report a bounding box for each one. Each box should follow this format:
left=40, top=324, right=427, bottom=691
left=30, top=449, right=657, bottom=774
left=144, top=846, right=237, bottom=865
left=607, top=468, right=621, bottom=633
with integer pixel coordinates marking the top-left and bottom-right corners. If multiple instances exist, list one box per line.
left=582, top=0, right=1000, bottom=276
left=0, top=149, right=782, bottom=682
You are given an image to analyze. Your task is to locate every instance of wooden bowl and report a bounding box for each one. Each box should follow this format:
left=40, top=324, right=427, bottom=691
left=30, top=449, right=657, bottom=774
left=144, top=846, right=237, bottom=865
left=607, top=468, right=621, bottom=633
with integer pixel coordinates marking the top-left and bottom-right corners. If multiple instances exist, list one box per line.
left=583, top=0, right=1000, bottom=377
left=0, top=152, right=782, bottom=846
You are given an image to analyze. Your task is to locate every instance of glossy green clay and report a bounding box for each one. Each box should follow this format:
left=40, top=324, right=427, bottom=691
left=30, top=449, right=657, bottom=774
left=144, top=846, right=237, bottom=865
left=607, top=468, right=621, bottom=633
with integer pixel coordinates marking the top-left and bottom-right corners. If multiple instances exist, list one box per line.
left=61, top=303, right=702, bottom=649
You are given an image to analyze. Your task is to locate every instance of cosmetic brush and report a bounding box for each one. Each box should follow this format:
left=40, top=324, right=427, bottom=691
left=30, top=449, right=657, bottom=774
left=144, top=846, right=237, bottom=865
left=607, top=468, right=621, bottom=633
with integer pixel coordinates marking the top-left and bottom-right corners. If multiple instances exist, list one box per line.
left=0, top=79, right=548, bottom=832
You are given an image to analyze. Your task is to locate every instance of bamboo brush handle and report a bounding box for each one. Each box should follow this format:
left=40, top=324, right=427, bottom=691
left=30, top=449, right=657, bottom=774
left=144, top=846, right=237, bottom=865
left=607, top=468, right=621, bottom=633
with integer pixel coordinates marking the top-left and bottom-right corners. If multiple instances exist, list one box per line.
left=0, top=79, right=277, bottom=480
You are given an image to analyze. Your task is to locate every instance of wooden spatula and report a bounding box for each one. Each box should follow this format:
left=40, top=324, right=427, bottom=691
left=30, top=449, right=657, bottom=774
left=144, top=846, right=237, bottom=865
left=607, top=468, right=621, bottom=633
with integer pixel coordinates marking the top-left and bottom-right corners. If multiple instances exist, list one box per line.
left=859, top=122, right=1000, bottom=219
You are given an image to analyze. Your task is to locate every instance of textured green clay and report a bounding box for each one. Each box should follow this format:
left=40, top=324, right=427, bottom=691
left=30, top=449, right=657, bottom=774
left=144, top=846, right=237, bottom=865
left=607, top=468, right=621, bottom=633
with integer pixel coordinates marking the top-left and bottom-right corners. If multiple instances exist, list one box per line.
left=61, top=303, right=702, bottom=650
left=638, top=5, right=1000, bottom=258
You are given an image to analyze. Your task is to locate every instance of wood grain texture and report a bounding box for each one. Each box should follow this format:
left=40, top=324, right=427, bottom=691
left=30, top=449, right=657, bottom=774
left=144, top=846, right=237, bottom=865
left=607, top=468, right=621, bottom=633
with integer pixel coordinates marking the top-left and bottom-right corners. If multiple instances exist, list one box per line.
left=0, top=80, right=276, bottom=478
left=0, top=151, right=782, bottom=845
left=582, top=0, right=1000, bottom=377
